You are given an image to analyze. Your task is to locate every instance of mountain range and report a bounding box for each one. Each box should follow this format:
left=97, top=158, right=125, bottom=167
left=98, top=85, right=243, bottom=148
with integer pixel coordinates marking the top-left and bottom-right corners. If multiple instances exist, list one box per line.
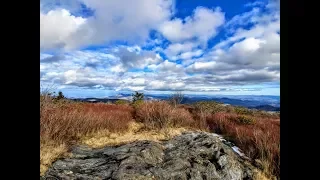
left=70, top=94, right=280, bottom=112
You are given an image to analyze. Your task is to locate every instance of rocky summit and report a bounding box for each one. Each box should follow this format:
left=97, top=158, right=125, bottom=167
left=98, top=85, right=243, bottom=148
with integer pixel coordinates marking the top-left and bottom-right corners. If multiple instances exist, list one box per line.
left=42, top=132, right=260, bottom=180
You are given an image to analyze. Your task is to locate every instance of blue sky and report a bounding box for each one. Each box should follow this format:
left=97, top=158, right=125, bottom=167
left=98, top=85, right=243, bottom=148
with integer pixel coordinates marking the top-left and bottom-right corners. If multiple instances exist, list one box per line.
left=40, top=0, right=280, bottom=98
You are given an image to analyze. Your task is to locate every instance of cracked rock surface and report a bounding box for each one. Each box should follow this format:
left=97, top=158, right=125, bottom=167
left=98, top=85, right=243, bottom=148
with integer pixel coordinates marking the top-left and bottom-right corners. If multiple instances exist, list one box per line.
left=43, top=132, right=258, bottom=180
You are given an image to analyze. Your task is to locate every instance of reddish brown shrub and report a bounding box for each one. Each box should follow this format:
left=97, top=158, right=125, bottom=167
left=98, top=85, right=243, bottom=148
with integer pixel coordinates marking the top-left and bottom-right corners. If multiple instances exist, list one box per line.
left=40, top=99, right=134, bottom=145
left=206, top=112, right=280, bottom=177
left=135, top=101, right=195, bottom=129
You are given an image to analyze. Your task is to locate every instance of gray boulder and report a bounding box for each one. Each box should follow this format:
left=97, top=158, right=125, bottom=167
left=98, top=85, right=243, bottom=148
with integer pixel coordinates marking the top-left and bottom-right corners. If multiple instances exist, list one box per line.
left=43, top=132, right=259, bottom=180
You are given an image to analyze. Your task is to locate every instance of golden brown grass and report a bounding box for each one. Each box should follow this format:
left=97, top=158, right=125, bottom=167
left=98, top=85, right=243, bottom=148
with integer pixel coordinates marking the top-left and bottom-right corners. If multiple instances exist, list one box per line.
left=80, top=121, right=188, bottom=148
left=40, top=141, right=68, bottom=176
left=253, top=171, right=271, bottom=180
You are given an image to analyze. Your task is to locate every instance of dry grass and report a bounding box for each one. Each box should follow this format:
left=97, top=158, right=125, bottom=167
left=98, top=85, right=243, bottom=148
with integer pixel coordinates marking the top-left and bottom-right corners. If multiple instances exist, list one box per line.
left=40, top=121, right=187, bottom=175
left=40, top=141, right=68, bottom=176
left=40, top=97, right=189, bottom=175
left=253, top=171, right=271, bottom=180
left=80, top=121, right=187, bottom=148
left=40, top=96, right=134, bottom=144
left=40, top=122, right=188, bottom=176
left=206, top=112, right=280, bottom=178
left=40, top=96, right=135, bottom=175
left=135, top=101, right=195, bottom=129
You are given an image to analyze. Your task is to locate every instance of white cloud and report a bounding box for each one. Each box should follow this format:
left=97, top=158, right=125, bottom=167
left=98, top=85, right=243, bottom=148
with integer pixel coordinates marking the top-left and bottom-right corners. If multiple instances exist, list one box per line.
left=69, top=0, right=173, bottom=49
left=181, top=59, right=197, bottom=66
left=64, top=70, right=77, bottom=84
left=221, top=32, right=279, bottom=68
left=146, top=80, right=185, bottom=91
left=185, top=2, right=280, bottom=82
left=214, top=0, right=280, bottom=50
left=61, top=68, right=119, bottom=87
left=121, top=77, right=146, bottom=86
left=159, top=7, right=225, bottom=43
left=245, top=1, right=265, bottom=7
left=179, top=49, right=203, bottom=60
left=111, top=65, right=126, bottom=73
left=187, top=32, right=279, bottom=75
left=186, top=61, right=236, bottom=74
left=148, top=60, right=183, bottom=73
left=130, top=78, right=146, bottom=86
left=266, top=0, right=280, bottom=10
left=225, top=8, right=260, bottom=29
left=116, top=48, right=162, bottom=71
left=214, top=18, right=279, bottom=50
left=164, top=42, right=197, bottom=57
left=40, top=9, right=86, bottom=50
left=229, top=38, right=265, bottom=54
left=216, top=69, right=279, bottom=82
left=190, top=61, right=216, bottom=70
left=41, top=0, right=174, bottom=50
left=126, top=46, right=142, bottom=53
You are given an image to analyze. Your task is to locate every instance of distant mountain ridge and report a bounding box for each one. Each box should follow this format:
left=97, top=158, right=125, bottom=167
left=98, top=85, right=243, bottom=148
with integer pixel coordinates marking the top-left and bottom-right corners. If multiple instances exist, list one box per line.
left=70, top=94, right=280, bottom=112
left=248, top=105, right=280, bottom=111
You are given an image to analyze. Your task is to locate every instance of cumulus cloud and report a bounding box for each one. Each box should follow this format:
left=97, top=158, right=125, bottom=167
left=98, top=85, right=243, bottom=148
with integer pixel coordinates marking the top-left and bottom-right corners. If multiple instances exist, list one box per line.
left=40, top=54, right=65, bottom=63
left=159, top=7, right=225, bottom=43
left=187, top=61, right=235, bottom=74
left=164, top=42, right=197, bottom=57
left=214, top=1, right=280, bottom=51
left=148, top=60, right=183, bottom=73
left=216, top=70, right=279, bottom=82
left=214, top=32, right=280, bottom=70
left=40, top=9, right=86, bottom=50
left=115, top=47, right=162, bottom=72
left=183, top=0, right=280, bottom=90
left=146, top=80, right=185, bottom=91
left=187, top=32, right=279, bottom=75
left=41, top=66, right=120, bottom=89
left=178, top=50, right=203, bottom=60
left=41, top=0, right=174, bottom=50
left=186, top=32, right=280, bottom=79
left=62, top=68, right=119, bottom=88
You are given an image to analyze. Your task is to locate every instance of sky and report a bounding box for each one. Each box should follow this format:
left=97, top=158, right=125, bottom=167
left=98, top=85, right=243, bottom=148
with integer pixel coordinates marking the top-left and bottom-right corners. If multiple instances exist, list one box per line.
left=40, top=0, right=280, bottom=98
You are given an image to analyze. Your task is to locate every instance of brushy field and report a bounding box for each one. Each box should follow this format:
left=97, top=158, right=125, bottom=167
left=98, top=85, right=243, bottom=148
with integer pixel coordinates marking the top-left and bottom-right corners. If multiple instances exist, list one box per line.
left=206, top=113, right=280, bottom=177
left=40, top=95, right=280, bottom=179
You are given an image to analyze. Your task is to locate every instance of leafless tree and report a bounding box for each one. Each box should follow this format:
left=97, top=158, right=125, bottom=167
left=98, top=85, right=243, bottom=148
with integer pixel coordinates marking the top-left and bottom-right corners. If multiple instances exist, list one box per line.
left=170, top=91, right=184, bottom=108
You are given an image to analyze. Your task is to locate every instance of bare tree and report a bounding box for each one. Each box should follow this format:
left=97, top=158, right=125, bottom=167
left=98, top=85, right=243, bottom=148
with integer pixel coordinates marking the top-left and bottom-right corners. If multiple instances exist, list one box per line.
left=40, top=83, right=57, bottom=96
left=170, top=91, right=184, bottom=108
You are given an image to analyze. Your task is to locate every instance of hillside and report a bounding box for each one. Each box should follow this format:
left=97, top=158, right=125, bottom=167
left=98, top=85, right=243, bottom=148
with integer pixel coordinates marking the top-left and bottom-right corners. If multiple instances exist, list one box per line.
left=249, top=105, right=280, bottom=112
left=40, top=94, right=280, bottom=179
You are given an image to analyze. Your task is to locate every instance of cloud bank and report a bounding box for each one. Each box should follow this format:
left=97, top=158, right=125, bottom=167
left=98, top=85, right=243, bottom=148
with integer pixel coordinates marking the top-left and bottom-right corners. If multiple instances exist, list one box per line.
left=40, top=0, right=280, bottom=96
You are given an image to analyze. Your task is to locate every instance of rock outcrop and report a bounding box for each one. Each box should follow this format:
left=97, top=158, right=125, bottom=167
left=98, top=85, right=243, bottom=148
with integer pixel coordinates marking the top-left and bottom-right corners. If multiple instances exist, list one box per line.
left=43, top=132, right=259, bottom=180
